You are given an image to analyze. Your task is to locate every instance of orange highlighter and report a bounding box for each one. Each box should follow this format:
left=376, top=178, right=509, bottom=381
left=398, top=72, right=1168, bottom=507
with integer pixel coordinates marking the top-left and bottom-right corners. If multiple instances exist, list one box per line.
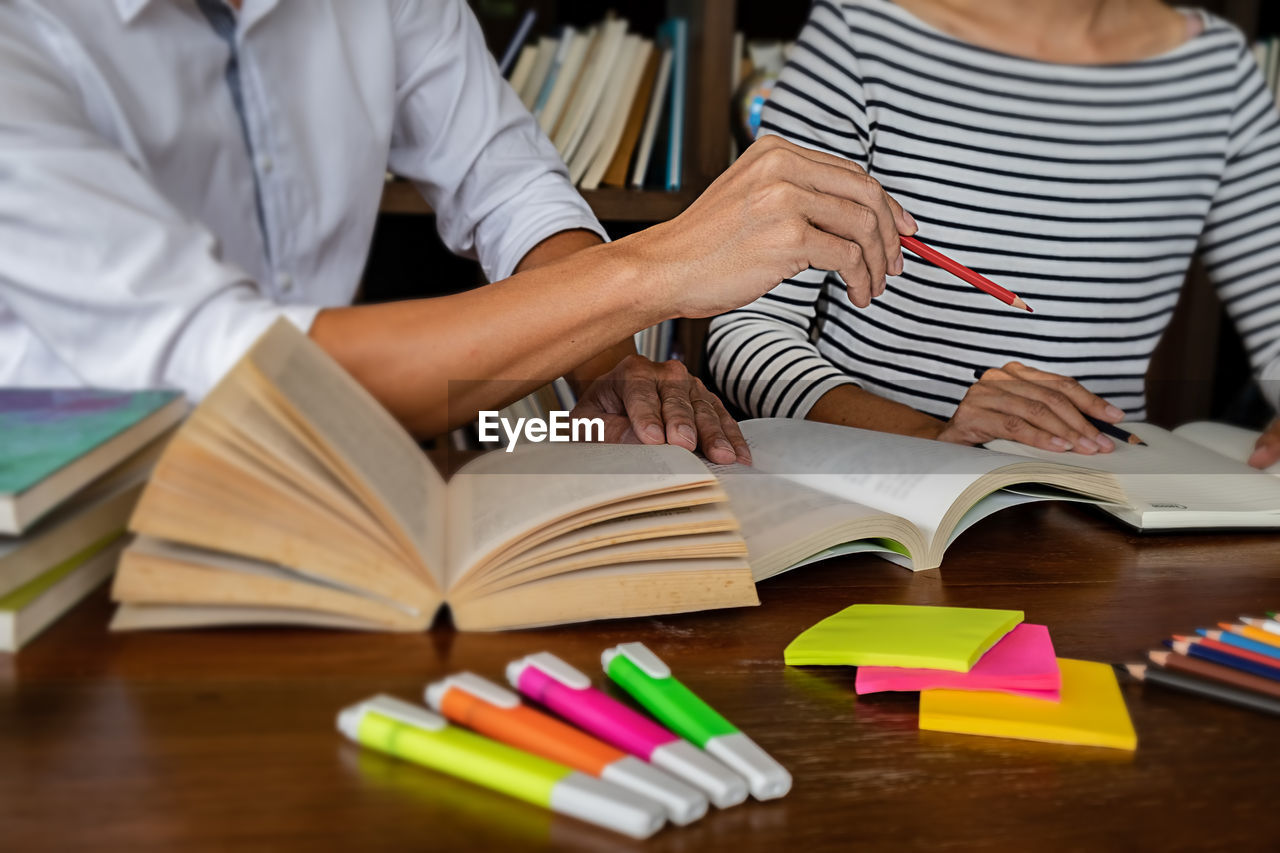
left=426, top=672, right=708, bottom=825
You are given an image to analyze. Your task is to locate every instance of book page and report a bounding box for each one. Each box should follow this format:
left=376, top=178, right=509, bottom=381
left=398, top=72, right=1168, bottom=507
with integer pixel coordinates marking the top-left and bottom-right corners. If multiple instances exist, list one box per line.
left=1173, top=421, right=1279, bottom=476
left=986, top=422, right=1280, bottom=514
left=244, top=320, right=446, bottom=577
left=739, top=419, right=1025, bottom=547
left=444, top=442, right=718, bottom=589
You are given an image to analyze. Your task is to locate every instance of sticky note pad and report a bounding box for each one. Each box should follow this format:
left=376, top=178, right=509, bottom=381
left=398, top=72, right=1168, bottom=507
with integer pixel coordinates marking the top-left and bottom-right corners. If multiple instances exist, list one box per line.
left=856, top=624, right=1061, bottom=700
left=919, top=658, right=1137, bottom=751
left=783, top=604, right=1023, bottom=671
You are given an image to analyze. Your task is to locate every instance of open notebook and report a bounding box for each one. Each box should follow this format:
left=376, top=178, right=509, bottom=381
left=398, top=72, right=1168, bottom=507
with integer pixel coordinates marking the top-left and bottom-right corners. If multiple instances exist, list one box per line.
left=712, top=418, right=1126, bottom=577
left=111, top=320, right=757, bottom=632
left=986, top=421, right=1280, bottom=530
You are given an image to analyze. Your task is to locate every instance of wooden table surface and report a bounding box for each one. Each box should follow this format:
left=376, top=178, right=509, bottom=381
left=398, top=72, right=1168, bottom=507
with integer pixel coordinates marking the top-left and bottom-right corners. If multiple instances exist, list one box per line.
left=4, top=503, right=1280, bottom=851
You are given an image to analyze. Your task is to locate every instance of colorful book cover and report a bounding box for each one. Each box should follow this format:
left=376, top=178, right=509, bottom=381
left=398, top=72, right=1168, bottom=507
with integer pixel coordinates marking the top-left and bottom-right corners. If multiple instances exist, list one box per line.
left=0, top=389, right=179, bottom=496
left=656, top=17, right=687, bottom=191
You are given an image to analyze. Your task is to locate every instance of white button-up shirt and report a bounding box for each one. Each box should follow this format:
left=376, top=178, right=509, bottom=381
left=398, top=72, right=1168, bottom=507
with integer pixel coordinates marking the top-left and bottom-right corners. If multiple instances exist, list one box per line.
left=0, top=0, right=604, bottom=398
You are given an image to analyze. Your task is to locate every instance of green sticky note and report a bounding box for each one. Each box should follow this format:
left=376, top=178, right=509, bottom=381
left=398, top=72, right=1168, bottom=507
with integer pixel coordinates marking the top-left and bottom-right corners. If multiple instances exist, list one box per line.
left=784, top=604, right=1024, bottom=672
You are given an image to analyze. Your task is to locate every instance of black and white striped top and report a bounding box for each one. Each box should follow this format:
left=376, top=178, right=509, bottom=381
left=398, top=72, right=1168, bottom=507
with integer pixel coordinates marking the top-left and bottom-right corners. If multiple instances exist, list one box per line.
left=708, top=0, right=1280, bottom=422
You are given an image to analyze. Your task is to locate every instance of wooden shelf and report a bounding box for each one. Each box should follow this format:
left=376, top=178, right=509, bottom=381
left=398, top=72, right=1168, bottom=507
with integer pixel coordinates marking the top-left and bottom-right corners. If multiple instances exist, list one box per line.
left=380, top=181, right=700, bottom=223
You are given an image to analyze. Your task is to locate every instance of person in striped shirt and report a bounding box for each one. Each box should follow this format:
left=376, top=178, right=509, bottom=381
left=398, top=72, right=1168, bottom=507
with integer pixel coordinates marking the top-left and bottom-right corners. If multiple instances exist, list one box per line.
left=708, top=0, right=1280, bottom=468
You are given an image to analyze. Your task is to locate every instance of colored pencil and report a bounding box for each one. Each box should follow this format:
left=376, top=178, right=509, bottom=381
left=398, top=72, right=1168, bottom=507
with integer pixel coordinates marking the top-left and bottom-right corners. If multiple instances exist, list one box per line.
left=969, top=367, right=1144, bottom=446
left=1174, top=634, right=1280, bottom=669
left=1199, top=628, right=1280, bottom=662
left=1219, top=622, right=1280, bottom=650
left=1084, top=415, right=1147, bottom=447
left=1171, top=639, right=1280, bottom=682
left=1124, top=660, right=1280, bottom=717
left=1241, top=616, right=1280, bottom=636
left=1148, top=650, right=1280, bottom=699
left=900, top=234, right=1031, bottom=312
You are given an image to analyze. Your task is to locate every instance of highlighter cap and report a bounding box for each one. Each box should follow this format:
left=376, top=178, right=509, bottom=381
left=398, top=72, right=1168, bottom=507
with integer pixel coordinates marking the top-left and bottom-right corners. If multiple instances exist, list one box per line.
left=337, top=694, right=445, bottom=740
left=506, top=652, right=592, bottom=690
left=425, top=672, right=520, bottom=712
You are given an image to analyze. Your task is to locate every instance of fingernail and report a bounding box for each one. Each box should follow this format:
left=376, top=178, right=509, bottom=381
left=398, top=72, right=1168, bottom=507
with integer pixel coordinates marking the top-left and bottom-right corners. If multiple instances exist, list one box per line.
left=1050, top=437, right=1071, bottom=450
left=736, top=451, right=753, bottom=465
left=642, top=424, right=664, bottom=442
left=1105, top=405, right=1124, bottom=420
left=1095, top=434, right=1115, bottom=451
left=676, top=424, right=696, bottom=445
left=896, top=249, right=905, bottom=274
left=1076, top=437, right=1099, bottom=453
left=905, top=210, right=918, bottom=233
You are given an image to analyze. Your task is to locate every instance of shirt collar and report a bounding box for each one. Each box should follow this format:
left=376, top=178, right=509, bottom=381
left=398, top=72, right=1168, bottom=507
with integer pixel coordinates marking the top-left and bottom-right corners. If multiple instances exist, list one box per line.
left=115, top=0, right=282, bottom=27
left=114, top=0, right=155, bottom=23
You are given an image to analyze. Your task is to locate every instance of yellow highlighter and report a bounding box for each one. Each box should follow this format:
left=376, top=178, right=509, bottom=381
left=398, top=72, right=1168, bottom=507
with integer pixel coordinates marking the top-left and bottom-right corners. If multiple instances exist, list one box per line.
left=337, top=694, right=666, bottom=839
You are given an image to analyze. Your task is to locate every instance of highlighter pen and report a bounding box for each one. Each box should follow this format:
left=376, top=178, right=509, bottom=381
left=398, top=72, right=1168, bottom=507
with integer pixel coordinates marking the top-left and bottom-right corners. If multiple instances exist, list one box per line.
left=425, top=672, right=708, bottom=824
left=336, top=694, right=665, bottom=840
left=602, top=642, right=792, bottom=801
left=506, top=652, right=749, bottom=808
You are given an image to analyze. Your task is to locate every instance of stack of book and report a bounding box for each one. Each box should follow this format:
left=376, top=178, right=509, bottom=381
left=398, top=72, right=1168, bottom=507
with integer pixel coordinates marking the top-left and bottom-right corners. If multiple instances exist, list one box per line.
left=1254, top=35, right=1280, bottom=101
left=507, top=14, right=688, bottom=191
left=0, top=389, right=184, bottom=651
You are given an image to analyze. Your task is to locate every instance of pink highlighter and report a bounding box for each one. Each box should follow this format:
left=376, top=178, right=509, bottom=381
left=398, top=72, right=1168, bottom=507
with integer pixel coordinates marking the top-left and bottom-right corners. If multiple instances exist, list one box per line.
left=506, top=652, right=747, bottom=808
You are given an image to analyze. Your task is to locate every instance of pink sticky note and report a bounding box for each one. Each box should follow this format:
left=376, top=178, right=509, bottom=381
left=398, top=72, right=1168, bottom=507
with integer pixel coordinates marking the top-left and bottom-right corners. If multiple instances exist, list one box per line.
left=855, top=624, right=1061, bottom=700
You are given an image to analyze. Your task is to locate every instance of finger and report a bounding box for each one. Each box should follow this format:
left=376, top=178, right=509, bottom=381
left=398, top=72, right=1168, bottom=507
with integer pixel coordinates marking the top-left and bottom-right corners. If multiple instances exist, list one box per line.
left=656, top=369, right=699, bottom=451
left=967, top=383, right=1087, bottom=453
left=695, top=385, right=751, bottom=464
left=688, top=397, right=735, bottom=463
left=787, top=184, right=887, bottom=292
left=714, top=397, right=752, bottom=464
left=1249, top=426, right=1280, bottom=470
left=783, top=165, right=899, bottom=283
left=964, top=403, right=1074, bottom=453
left=618, top=372, right=666, bottom=444
left=801, top=227, right=873, bottom=307
left=1002, top=362, right=1125, bottom=424
left=996, top=379, right=1109, bottom=453
left=774, top=141, right=916, bottom=237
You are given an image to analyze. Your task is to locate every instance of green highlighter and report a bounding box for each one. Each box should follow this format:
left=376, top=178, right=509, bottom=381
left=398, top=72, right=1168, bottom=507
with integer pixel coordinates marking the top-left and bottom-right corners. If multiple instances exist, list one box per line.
left=602, top=643, right=792, bottom=801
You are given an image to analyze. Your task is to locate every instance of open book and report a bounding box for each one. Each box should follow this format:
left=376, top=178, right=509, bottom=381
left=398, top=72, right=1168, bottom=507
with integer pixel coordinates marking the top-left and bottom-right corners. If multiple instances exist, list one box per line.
left=712, top=419, right=1127, bottom=578
left=986, top=421, right=1280, bottom=530
left=111, top=320, right=756, bottom=632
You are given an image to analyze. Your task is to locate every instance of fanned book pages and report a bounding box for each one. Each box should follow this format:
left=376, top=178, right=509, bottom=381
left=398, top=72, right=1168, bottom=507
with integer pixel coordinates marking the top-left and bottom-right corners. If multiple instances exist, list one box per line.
left=110, top=320, right=755, bottom=633
left=986, top=422, right=1280, bottom=529
left=714, top=419, right=1127, bottom=576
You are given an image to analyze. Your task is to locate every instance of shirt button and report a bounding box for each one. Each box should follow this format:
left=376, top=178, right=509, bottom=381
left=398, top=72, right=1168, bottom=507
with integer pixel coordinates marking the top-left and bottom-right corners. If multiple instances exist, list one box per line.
left=276, top=272, right=294, bottom=293
left=258, top=155, right=274, bottom=174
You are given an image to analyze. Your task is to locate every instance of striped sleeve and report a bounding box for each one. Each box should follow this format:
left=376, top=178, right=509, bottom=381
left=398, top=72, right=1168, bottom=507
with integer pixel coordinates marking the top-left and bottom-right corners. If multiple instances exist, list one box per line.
left=707, top=0, right=868, bottom=418
left=1199, top=45, right=1280, bottom=410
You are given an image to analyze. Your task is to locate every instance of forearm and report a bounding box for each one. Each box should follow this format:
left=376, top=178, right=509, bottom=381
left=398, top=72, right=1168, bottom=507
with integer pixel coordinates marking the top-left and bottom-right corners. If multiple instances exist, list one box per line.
left=806, top=384, right=945, bottom=440
left=311, top=237, right=662, bottom=437
left=512, top=228, right=638, bottom=393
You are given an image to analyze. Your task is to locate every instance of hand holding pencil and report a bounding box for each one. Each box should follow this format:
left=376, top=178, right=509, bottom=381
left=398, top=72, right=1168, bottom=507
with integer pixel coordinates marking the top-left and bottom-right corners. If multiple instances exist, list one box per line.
left=934, top=363, right=1130, bottom=455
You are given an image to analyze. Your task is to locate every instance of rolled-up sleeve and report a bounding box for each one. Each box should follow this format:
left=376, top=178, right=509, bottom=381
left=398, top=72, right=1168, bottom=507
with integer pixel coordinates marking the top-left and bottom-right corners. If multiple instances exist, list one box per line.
left=386, top=0, right=606, bottom=283
left=0, top=18, right=318, bottom=399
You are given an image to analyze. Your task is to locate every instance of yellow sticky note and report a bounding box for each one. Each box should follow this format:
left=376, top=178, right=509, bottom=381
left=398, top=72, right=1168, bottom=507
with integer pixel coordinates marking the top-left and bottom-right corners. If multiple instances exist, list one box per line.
left=919, top=658, right=1137, bottom=751
left=783, top=604, right=1023, bottom=671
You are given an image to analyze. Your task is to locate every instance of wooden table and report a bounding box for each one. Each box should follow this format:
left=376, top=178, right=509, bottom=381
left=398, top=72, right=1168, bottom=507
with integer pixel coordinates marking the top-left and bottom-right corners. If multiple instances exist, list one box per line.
left=4, top=503, right=1280, bottom=850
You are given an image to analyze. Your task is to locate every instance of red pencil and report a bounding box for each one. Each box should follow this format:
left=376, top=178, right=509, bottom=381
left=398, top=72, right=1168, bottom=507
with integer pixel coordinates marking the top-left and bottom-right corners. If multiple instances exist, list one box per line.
left=900, top=234, right=1032, bottom=312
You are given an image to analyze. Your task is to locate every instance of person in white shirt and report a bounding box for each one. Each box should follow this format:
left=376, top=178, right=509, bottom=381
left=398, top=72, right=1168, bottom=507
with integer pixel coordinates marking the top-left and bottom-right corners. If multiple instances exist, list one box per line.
left=0, top=0, right=912, bottom=464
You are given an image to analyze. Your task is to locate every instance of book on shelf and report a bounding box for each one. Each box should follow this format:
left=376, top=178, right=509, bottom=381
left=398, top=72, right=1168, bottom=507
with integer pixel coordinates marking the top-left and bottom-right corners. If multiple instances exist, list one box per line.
left=579, top=37, right=654, bottom=190
left=111, top=320, right=755, bottom=633
left=1, top=388, right=185, bottom=535
left=631, top=47, right=673, bottom=188
left=508, top=43, right=539, bottom=94
left=1253, top=35, right=1280, bottom=103
left=537, top=27, right=593, bottom=134
left=518, top=35, right=559, bottom=109
left=656, top=18, right=688, bottom=191
left=532, top=25, right=576, bottom=120
left=497, top=9, right=537, bottom=77
left=602, top=46, right=661, bottom=188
